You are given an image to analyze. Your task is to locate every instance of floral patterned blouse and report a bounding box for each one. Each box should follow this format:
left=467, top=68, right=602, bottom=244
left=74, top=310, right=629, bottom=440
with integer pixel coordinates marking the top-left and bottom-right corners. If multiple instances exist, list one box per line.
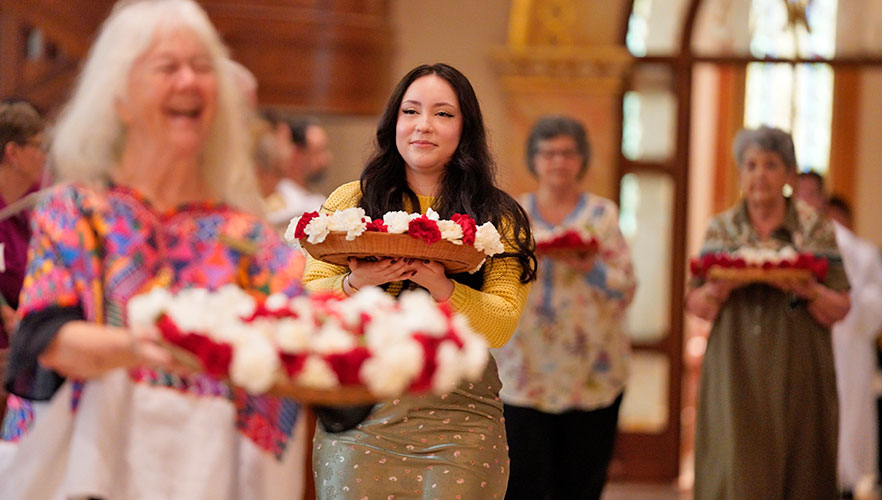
left=493, top=192, right=637, bottom=413
left=1, top=183, right=303, bottom=457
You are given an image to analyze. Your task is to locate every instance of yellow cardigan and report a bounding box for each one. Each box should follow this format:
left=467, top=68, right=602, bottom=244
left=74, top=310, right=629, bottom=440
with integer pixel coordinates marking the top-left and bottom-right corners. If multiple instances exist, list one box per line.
left=302, top=181, right=531, bottom=348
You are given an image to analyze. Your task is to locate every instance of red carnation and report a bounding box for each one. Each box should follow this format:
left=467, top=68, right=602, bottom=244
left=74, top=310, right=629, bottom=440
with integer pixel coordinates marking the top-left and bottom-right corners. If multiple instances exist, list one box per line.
left=293, top=212, right=319, bottom=239
left=408, top=216, right=442, bottom=245
left=689, top=258, right=702, bottom=276
left=409, top=335, right=440, bottom=392
left=451, top=213, right=477, bottom=245
left=279, top=353, right=307, bottom=378
left=324, top=347, right=372, bottom=385
left=811, top=258, right=829, bottom=281
left=365, top=219, right=388, bottom=232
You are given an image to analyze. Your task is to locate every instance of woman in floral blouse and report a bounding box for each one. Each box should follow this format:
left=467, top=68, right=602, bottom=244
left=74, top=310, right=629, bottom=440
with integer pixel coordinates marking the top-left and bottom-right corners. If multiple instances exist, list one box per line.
left=0, top=1, right=306, bottom=498
left=493, top=115, right=637, bottom=500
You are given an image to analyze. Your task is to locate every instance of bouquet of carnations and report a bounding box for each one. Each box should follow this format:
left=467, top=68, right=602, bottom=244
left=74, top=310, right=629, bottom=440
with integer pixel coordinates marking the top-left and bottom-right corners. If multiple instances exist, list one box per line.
left=534, top=226, right=599, bottom=258
left=690, top=246, right=828, bottom=283
left=284, top=208, right=505, bottom=274
left=127, top=285, right=489, bottom=404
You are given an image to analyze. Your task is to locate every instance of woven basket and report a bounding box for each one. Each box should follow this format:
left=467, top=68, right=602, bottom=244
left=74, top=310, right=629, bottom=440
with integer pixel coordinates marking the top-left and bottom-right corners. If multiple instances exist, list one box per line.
left=708, top=267, right=813, bottom=283
left=161, top=342, right=379, bottom=405
left=268, top=379, right=378, bottom=405
left=301, top=231, right=486, bottom=273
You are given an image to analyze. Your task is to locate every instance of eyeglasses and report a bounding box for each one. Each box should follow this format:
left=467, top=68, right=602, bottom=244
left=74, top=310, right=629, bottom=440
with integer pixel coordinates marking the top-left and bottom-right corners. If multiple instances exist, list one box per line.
left=535, top=149, right=581, bottom=161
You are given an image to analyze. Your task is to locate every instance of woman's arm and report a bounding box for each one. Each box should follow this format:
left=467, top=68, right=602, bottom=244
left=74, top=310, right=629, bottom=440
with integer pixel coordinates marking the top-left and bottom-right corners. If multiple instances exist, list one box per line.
left=38, top=321, right=174, bottom=379
left=685, top=280, right=736, bottom=322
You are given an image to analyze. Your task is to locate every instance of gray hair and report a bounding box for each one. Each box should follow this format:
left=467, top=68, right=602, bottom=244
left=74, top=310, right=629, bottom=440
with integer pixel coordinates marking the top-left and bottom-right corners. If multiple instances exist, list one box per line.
left=732, top=126, right=797, bottom=171
left=50, top=0, right=261, bottom=212
left=525, top=115, right=590, bottom=178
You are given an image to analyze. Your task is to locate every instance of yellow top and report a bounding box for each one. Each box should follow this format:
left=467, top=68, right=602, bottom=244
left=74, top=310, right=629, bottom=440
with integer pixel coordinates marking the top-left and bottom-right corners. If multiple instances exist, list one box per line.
left=302, top=181, right=531, bottom=348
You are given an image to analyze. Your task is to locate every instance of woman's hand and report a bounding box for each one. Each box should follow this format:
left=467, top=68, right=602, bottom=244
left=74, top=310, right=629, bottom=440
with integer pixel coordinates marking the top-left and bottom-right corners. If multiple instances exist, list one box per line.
left=38, top=321, right=192, bottom=379
left=347, top=258, right=415, bottom=292
left=772, top=278, right=850, bottom=328
left=685, top=279, right=737, bottom=322
left=405, top=259, right=454, bottom=301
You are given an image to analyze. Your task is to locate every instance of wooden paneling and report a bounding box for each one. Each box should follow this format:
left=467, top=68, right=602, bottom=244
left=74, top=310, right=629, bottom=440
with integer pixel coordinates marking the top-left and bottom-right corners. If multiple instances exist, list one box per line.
left=829, top=68, right=859, bottom=203
left=0, top=0, right=394, bottom=115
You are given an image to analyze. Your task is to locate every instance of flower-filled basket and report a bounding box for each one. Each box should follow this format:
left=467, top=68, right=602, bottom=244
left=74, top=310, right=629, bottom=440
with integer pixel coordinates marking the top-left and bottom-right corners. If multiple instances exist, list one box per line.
left=127, top=285, right=490, bottom=405
left=534, top=227, right=599, bottom=259
left=689, top=246, right=829, bottom=284
left=284, top=208, right=505, bottom=274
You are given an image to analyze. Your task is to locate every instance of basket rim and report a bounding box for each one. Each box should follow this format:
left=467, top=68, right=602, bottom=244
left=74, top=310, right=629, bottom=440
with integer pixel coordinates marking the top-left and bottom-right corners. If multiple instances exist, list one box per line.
left=301, top=231, right=486, bottom=273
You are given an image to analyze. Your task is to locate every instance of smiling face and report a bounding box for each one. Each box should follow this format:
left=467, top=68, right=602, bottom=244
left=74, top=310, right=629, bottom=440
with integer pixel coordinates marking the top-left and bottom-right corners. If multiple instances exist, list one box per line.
left=117, top=27, right=217, bottom=158
left=738, top=144, right=793, bottom=207
left=395, top=74, right=463, bottom=189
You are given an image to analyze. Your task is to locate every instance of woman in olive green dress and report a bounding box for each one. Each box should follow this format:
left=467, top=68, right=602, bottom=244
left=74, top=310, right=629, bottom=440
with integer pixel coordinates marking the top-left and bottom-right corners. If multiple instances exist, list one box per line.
left=302, top=63, right=536, bottom=499
left=686, top=126, right=850, bottom=500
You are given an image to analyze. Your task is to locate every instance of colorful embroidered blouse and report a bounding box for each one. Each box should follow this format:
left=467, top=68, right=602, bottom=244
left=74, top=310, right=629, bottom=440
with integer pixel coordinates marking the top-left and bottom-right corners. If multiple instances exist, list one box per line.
left=1, top=183, right=303, bottom=457
left=493, top=192, right=637, bottom=412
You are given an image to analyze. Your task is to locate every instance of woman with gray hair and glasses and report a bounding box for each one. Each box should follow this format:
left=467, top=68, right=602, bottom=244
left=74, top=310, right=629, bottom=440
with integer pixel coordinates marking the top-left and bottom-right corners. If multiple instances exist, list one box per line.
left=493, top=115, right=636, bottom=500
left=0, top=1, right=307, bottom=498
left=686, top=125, right=850, bottom=499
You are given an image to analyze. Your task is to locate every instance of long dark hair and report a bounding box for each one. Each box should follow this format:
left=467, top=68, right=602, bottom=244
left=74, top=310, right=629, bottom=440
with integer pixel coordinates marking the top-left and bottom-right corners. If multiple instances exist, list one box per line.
left=359, top=63, right=536, bottom=283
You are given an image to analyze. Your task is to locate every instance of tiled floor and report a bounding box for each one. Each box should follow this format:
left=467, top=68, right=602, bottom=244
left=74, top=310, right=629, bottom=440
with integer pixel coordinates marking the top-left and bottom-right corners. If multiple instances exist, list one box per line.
left=602, top=482, right=692, bottom=500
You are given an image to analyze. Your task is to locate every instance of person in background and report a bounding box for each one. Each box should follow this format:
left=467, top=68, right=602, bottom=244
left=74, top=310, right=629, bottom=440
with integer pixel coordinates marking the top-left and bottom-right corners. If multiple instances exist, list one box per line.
left=492, top=115, right=636, bottom=500
left=795, top=174, right=882, bottom=498
left=0, top=1, right=307, bottom=498
left=260, top=113, right=327, bottom=229
left=0, top=99, right=46, bottom=417
left=303, top=62, right=536, bottom=499
left=686, top=126, right=850, bottom=500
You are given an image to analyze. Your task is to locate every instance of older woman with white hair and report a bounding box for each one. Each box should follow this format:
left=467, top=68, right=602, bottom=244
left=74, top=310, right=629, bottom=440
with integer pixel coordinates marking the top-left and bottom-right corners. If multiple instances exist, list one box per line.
left=0, top=1, right=306, bottom=499
left=686, top=126, right=850, bottom=500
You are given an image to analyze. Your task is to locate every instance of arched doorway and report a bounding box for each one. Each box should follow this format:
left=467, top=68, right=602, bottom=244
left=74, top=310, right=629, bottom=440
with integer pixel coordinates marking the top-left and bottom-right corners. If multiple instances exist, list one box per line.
left=616, top=0, right=882, bottom=484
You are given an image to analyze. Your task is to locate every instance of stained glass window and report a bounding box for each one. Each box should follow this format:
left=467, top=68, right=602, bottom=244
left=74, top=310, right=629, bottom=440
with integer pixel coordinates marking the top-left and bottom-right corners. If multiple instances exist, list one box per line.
left=744, top=0, right=837, bottom=173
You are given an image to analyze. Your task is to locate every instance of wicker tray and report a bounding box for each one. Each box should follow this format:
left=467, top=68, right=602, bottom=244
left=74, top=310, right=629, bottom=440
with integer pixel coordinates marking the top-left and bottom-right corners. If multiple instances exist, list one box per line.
left=708, top=267, right=813, bottom=283
left=301, top=231, right=486, bottom=274
left=161, top=341, right=378, bottom=405
left=268, top=379, right=377, bottom=405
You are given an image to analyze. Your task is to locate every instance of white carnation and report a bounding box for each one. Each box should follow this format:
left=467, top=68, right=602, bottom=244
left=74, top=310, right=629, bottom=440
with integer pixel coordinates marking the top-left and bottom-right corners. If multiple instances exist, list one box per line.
left=437, top=220, right=464, bottom=244
left=397, top=290, right=448, bottom=336
left=127, top=287, right=173, bottom=328
left=305, top=215, right=331, bottom=243
left=212, top=321, right=256, bottom=345
left=229, top=334, right=280, bottom=394
left=273, top=318, right=314, bottom=353
left=283, top=216, right=301, bottom=245
left=431, top=341, right=463, bottom=394
left=360, top=339, right=424, bottom=397
left=383, top=211, right=412, bottom=234
left=264, top=293, right=289, bottom=311
left=329, top=208, right=368, bottom=240
left=310, top=320, right=358, bottom=354
left=424, top=208, right=441, bottom=221
left=474, top=222, right=504, bottom=256
left=214, top=284, right=257, bottom=317
left=295, top=355, right=339, bottom=389
left=166, top=288, right=212, bottom=331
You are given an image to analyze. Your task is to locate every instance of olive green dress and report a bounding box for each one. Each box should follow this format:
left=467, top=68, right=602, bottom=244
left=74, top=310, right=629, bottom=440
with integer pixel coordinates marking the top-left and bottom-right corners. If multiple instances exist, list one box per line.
left=693, top=198, right=848, bottom=500
left=302, top=181, right=531, bottom=499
